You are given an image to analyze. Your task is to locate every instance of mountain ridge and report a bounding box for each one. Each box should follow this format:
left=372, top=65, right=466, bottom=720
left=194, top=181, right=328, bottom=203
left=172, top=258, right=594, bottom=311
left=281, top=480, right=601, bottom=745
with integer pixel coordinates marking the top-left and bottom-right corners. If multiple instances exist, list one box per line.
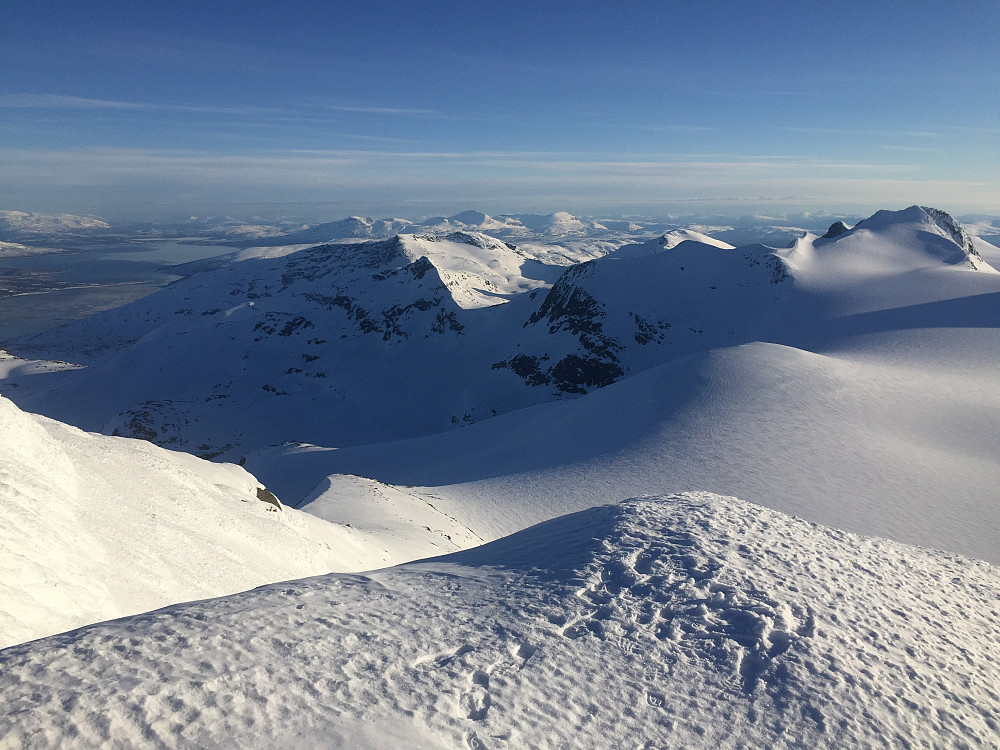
left=4, top=206, right=995, bottom=460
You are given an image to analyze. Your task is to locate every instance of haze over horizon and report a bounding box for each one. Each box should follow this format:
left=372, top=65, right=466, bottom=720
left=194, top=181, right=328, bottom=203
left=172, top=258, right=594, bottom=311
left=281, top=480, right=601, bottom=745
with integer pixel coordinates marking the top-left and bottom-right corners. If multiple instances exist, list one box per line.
left=3, top=0, right=999, bottom=221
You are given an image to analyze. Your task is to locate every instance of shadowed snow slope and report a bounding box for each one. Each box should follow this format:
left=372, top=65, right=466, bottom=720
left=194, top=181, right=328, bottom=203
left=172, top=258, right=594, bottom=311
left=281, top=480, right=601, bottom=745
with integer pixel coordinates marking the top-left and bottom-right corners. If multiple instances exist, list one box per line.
left=0, top=396, right=472, bottom=649
left=1, top=493, right=997, bottom=749
left=256, top=335, right=1000, bottom=565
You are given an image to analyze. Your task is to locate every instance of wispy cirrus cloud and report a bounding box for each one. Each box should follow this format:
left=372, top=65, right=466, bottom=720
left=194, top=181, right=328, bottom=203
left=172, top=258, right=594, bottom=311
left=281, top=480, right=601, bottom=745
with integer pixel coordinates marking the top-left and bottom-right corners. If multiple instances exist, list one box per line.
left=0, top=94, right=148, bottom=110
left=2, top=147, right=995, bottom=216
left=633, top=124, right=723, bottom=134
left=0, top=93, right=274, bottom=116
left=0, top=146, right=933, bottom=187
left=318, top=104, right=441, bottom=116
left=777, top=125, right=942, bottom=138
left=880, top=144, right=938, bottom=153
left=0, top=93, right=442, bottom=118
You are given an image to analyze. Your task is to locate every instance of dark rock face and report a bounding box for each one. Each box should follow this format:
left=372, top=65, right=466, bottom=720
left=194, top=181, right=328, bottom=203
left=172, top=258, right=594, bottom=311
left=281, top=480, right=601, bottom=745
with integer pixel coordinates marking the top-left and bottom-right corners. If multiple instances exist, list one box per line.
left=549, top=354, right=623, bottom=394
left=525, top=264, right=621, bottom=359
left=822, top=221, right=851, bottom=239
left=493, top=262, right=627, bottom=394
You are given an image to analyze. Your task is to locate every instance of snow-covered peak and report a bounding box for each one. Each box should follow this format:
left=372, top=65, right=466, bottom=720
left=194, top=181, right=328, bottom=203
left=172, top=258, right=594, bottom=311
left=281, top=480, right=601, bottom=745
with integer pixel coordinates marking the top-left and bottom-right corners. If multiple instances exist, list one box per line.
left=495, top=240, right=793, bottom=394
left=854, top=205, right=988, bottom=266
left=250, top=216, right=414, bottom=247
left=610, top=229, right=735, bottom=258
left=414, top=211, right=535, bottom=237
left=397, top=232, right=550, bottom=308
left=782, top=205, right=998, bottom=279
left=657, top=228, right=734, bottom=250
left=509, top=211, right=592, bottom=235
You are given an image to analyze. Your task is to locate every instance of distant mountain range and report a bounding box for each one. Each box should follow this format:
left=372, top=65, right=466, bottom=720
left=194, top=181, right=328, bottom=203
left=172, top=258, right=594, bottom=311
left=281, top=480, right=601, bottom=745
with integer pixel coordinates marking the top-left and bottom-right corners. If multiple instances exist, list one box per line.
left=2, top=204, right=1000, bottom=747
left=7, top=205, right=992, bottom=452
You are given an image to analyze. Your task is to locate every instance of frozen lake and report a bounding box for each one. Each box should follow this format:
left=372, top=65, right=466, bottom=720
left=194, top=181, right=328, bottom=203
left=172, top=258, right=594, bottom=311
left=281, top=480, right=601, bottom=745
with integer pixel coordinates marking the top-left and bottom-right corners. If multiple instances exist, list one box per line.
left=0, top=242, right=234, bottom=343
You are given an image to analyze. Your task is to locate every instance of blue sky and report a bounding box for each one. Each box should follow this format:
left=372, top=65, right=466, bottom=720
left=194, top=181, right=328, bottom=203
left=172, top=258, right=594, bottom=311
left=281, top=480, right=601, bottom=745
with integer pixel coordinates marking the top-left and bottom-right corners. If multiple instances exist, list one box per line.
left=2, top=0, right=999, bottom=220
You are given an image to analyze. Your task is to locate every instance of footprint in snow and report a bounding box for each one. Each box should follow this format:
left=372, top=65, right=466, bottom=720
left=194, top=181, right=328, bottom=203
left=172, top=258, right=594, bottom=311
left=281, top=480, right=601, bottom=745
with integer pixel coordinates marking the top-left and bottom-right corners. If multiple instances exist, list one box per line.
left=459, top=684, right=491, bottom=721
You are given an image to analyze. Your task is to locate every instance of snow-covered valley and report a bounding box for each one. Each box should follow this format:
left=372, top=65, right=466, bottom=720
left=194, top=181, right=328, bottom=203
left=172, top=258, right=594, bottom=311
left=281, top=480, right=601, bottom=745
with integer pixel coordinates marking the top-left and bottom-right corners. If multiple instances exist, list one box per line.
left=1, top=205, right=999, bottom=748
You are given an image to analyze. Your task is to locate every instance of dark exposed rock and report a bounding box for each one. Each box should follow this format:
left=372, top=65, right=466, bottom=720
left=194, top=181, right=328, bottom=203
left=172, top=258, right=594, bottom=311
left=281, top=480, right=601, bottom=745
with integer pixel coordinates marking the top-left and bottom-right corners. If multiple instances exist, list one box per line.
left=550, top=354, right=624, bottom=394
left=631, top=313, right=670, bottom=345
left=492, top=354, right=550, bottom=387
left=822, top=221, right=851, bottom=239
left=921, top=206, right=984, bottom=267
left=256, top=487, right=282, bottom=510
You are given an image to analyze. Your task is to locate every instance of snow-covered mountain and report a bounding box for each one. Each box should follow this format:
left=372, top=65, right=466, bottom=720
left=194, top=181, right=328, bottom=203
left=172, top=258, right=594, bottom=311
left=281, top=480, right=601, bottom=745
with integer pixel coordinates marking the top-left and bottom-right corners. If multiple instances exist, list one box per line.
left=4, top=229, right=586, bottom=454
left=608, top=228, right=735, bottom=258
left=413, top=210, right=611, bottom=239
left=239, top=210, right=619, bottom=248
left=0, top=210, right=110, bottom=241
left=245, top=215, right=415, bottom=247
left=5, top=206, right=996, bottom=465
left=246, top=207, right=998, bottom=565
left=2, top=206, right=997, bottom=569
left=1, top=493, right=997, bottom=748
left=413, top=210, right=529, bottom=236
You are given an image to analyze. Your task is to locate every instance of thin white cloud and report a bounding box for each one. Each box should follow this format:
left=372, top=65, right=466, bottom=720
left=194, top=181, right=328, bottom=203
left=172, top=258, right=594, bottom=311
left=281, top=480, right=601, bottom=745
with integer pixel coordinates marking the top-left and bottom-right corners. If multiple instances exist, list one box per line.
left=0, top=93, right=272, bottom=116
left=0, top=94, right=147, bottom=110
left=701, top=88, right=819, bottom=99
left=0, top=147, right=930, bottom=184
left=2, top=147, right=995, bottom=215
left=320, top=105, right=441, bottom=116
left=0, top=93, right=443, bottom=119
left=777, top=125, right=942, bottom=138
left=635, top=124, right=722, bottom=134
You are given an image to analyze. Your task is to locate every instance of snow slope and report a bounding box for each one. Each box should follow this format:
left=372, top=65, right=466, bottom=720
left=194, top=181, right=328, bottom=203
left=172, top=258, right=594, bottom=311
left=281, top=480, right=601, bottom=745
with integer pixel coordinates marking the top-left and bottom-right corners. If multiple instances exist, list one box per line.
left=254, top=334, right=1000, bottom=566
left=1, top=493, right=997, bottom=749
left=0, top=395, right=474, bottom=648
left=399, top=232, right=555, bottom=308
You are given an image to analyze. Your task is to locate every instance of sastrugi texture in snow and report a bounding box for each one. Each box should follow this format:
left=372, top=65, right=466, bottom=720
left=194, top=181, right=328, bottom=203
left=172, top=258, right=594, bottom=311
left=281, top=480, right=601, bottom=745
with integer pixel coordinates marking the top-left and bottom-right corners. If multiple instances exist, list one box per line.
left=0, top=494, right=997, bottom=748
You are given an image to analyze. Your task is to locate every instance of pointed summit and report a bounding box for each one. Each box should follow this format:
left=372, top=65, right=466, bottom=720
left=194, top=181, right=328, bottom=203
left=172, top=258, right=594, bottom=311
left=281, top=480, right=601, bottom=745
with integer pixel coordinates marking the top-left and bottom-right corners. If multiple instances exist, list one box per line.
left=822, top=220, right=851, bottom=239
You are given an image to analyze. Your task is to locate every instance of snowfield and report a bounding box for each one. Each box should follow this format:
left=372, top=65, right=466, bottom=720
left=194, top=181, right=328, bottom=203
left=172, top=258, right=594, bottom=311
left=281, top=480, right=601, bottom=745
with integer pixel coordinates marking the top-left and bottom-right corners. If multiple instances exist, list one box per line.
left=273, top=336, right=1000, bottom=566
left=1, top=494, right=997, bottom=749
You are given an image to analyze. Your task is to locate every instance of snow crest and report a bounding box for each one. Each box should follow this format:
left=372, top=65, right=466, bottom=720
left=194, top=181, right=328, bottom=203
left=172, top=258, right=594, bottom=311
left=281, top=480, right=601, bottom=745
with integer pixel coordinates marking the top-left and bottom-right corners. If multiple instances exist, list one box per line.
left=1, top=493, right=997, bottom=748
